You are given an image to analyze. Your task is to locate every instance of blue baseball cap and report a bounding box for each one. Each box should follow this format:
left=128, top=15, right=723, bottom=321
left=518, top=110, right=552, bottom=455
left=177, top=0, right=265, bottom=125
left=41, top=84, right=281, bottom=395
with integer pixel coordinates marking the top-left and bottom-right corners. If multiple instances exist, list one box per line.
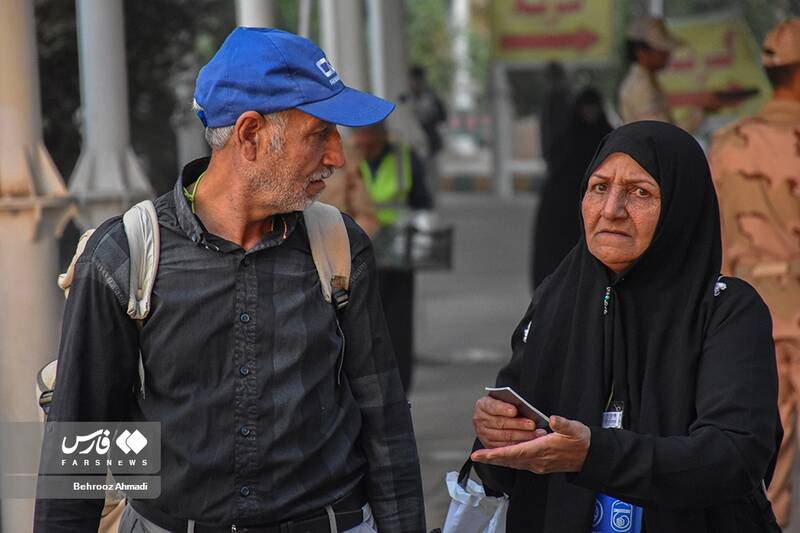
left=194, top=27, right=395, bottom=128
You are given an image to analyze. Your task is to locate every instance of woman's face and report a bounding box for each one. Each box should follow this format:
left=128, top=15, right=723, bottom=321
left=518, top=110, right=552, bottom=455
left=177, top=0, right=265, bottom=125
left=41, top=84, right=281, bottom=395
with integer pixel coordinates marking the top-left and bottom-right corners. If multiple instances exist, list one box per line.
left=582, top=152, right=661, bottom=273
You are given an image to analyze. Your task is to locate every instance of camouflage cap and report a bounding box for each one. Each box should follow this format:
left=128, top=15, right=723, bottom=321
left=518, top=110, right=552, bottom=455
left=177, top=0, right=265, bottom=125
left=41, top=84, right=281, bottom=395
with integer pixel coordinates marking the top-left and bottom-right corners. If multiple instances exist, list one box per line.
left=626, top=16, right=685, bottom=52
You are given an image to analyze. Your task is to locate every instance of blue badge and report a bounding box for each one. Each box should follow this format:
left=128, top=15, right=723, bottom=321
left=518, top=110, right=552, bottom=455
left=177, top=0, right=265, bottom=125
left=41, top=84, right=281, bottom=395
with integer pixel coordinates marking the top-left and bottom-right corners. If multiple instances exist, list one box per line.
left=592, top=493, right=642, bottom=533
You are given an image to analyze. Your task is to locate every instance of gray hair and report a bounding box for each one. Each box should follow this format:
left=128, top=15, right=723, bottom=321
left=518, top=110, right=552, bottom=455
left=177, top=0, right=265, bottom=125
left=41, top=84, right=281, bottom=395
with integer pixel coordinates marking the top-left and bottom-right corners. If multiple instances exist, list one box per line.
left=192, top=99, right=289, bottom=152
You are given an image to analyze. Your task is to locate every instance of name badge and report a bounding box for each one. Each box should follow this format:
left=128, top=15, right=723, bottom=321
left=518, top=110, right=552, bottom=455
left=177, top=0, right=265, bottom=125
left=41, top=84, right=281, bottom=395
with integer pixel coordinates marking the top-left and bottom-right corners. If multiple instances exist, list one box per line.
left=592, top=401, right=642, bottom=533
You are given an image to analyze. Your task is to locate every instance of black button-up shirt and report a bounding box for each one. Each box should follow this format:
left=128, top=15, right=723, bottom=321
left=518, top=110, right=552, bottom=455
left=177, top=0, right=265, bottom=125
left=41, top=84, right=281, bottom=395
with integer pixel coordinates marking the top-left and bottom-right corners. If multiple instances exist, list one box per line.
left=34, top=158, right=425, bottom=532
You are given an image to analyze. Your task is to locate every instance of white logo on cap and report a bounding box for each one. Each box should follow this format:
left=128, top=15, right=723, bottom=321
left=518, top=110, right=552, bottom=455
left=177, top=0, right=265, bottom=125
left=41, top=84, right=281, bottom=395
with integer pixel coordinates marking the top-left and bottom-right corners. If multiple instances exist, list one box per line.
left=316, top=58, right=341, bottom=85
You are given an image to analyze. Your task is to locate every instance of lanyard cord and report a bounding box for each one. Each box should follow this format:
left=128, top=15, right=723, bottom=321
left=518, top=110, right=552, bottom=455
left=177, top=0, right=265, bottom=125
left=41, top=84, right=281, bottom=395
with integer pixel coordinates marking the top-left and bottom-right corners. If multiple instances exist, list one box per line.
left=182, top=172, right=206, bottom=214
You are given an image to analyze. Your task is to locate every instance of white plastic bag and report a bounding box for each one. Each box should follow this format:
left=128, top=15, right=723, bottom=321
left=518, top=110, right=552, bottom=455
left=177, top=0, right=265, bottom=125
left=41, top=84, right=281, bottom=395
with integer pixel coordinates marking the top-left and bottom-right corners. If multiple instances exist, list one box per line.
left=442, top=460, right=509, bottom=533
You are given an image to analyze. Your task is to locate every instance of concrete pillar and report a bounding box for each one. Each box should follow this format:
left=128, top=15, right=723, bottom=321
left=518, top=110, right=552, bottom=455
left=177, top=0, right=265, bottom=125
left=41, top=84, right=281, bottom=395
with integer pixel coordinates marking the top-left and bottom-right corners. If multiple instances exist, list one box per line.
left=0, top=0, right=73, bottom=530
left=451, top=0, right=473, bottom=112
left=491, top=62, right=514, bottom=198
left=368, top=0, right=409, bottom=102
left=450, top=0, right=477, bottom=156
left=366, top=0, right=387, bottom=99
left=236, top=0, right=276, bottom=27
left=366, top=0, right=424, bottom=151
left=320, top=0, right=368, bottom=91
left=298, top=0, right=313, bottom=37
left=71, top=0, right=152, bottom=228
left=649, top=0, right=664, bottom=16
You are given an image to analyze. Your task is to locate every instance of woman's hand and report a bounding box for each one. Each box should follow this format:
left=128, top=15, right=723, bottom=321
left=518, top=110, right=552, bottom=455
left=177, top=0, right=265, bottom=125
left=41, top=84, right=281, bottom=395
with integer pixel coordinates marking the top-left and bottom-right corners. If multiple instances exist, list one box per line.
left=471, top=416, right=591, bottom=474
left=473, top=395, right=544, bottom=448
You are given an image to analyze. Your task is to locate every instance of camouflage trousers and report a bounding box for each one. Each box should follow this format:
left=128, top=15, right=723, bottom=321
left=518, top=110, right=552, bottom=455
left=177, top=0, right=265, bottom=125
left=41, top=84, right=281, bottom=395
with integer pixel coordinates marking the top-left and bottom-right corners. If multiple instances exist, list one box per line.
left=769, top=337, right=800, bottom=527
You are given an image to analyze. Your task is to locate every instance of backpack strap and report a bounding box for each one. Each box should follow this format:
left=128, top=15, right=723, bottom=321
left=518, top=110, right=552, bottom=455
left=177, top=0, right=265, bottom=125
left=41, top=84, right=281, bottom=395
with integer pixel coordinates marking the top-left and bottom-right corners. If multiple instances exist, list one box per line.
left=43, top=201, right=160, bottom=413
left=57, top=228, right=97, bottom=298
left=122, top=200, right=160, bottom=320
left=304, top=202, right=351, bottom=311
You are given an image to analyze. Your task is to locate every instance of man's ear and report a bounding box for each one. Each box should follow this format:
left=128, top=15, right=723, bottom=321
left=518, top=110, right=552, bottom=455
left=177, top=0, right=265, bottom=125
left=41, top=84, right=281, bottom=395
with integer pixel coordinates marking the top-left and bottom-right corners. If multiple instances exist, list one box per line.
left=234, top=111, right=263, bottom=161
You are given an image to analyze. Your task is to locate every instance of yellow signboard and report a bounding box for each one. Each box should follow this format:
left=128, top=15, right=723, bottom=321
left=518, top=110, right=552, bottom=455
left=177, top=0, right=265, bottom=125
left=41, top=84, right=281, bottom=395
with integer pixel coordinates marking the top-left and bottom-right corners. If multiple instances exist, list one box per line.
left=492, top=0, right=614, bottom=63
left=661, top=12, right=771, bottom=122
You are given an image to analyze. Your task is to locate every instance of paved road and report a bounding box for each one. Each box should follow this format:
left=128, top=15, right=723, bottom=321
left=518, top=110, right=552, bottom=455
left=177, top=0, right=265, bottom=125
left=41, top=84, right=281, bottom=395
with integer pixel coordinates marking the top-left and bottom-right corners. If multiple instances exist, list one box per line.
left=408, top=193, right=537, bottom=527
left=407, top=192, right=800, bottom=531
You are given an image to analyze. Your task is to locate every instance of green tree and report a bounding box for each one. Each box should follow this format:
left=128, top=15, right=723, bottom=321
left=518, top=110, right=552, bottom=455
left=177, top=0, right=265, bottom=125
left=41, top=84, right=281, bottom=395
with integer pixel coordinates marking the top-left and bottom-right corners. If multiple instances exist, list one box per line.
left=406, top=0, right=454, bottom=97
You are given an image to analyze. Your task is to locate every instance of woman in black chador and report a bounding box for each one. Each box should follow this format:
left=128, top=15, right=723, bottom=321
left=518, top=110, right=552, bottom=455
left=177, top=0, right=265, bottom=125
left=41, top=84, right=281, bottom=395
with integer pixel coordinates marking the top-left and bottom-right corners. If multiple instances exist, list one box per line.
left=475, top=121, right=781, bottom=532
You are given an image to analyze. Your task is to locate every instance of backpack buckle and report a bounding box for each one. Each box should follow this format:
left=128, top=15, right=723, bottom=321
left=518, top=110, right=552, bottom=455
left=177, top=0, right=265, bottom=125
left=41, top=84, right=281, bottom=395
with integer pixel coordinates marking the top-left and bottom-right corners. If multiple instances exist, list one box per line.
left=331, top=276, right=349, bottom=311
left=332, top=288, right=349, bottom=311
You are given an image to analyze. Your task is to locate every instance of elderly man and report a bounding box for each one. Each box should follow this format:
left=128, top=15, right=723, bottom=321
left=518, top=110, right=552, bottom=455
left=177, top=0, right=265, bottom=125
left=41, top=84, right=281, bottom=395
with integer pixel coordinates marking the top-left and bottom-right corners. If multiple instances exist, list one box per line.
left=34, top=28, right=425, bottom=533
left=710, top=18, right=800, bottom=527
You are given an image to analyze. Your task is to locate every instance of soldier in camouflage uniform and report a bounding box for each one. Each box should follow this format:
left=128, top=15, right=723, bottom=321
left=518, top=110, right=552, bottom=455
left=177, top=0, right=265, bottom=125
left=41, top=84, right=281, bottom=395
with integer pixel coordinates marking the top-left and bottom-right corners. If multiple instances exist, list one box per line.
left=619, top=16, right=683, bottom=124
left=709, top=18, right=800, bottom=527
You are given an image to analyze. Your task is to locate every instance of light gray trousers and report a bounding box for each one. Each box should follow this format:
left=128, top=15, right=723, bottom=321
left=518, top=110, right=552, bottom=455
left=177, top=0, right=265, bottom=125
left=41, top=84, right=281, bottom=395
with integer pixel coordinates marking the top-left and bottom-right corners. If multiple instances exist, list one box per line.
left=118, top=502, right=377, bottom=533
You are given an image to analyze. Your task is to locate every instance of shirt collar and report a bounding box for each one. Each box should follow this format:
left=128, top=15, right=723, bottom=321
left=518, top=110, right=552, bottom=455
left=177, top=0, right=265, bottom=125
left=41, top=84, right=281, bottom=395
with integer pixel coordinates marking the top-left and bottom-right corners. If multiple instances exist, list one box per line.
left=174, top=157, right=210, bottom=245
left=173, top=156, right=301, bottom=253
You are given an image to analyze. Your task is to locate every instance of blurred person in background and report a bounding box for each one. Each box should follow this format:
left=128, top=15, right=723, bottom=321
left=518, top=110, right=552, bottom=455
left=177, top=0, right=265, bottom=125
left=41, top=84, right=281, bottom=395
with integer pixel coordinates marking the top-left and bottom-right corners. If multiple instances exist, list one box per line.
left=401, top=65, right=447, bottom=189
left=353, top=122, right=434, bottom=393
left=709, top=18, right=800, bottom=528
left=619, top=16, right=722, bottom=129
left=318, top=139, right=380, bottom=237
left=539, top=61, right=573, bottom=166
left=531, top=87, right=613, bottom=290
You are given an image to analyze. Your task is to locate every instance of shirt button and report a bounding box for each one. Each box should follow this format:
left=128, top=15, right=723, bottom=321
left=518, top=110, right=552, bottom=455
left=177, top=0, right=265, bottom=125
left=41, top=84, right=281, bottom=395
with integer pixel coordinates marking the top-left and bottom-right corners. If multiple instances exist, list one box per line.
left=239, top=366, right=250, bottom=377
left=239, top=313, right=250, bottom=323
left=239, top=425, right=251, bottom=437
left=240, top=486, right=251, bottom=497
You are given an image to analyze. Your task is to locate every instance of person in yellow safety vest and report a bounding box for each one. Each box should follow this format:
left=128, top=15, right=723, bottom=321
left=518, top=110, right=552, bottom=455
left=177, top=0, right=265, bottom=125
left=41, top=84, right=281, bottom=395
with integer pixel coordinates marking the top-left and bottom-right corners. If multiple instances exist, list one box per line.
left=354, top=122, right=433, bottom=228
left=353, top=122, right=434, bottom=393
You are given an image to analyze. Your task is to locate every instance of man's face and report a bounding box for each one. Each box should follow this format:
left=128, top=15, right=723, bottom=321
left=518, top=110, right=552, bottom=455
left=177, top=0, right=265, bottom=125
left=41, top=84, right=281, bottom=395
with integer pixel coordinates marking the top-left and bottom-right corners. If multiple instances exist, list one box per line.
left=637, top=47, right=672, bottom=72
left=409, top=76, right=423, bottom=95
left=245, top=109, right=344, bottom=212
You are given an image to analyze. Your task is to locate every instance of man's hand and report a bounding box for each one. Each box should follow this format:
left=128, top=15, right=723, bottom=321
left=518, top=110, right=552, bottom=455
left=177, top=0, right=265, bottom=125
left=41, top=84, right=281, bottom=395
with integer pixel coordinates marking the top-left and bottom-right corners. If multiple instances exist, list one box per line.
left=471, top=416, right=591, bottom=474
left=472, top=395, right=543, bottom=448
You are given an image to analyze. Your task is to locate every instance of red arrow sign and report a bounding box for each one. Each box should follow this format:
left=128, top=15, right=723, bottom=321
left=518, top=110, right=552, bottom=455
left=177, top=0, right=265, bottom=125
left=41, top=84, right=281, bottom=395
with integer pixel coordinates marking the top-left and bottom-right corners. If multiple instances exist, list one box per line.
left=500, top=28, right=599, bottom=51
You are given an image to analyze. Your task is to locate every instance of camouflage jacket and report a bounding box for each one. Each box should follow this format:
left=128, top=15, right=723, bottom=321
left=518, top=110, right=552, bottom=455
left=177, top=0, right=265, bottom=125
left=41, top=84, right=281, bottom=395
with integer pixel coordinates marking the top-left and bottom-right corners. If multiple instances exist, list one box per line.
left=709, top=99, right=800, bottom=338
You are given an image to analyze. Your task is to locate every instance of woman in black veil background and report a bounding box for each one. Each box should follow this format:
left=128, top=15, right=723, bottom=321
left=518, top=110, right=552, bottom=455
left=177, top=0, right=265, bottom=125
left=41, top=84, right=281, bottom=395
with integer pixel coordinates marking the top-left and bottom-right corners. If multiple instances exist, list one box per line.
left=531, top=87, right=612, bottom=290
